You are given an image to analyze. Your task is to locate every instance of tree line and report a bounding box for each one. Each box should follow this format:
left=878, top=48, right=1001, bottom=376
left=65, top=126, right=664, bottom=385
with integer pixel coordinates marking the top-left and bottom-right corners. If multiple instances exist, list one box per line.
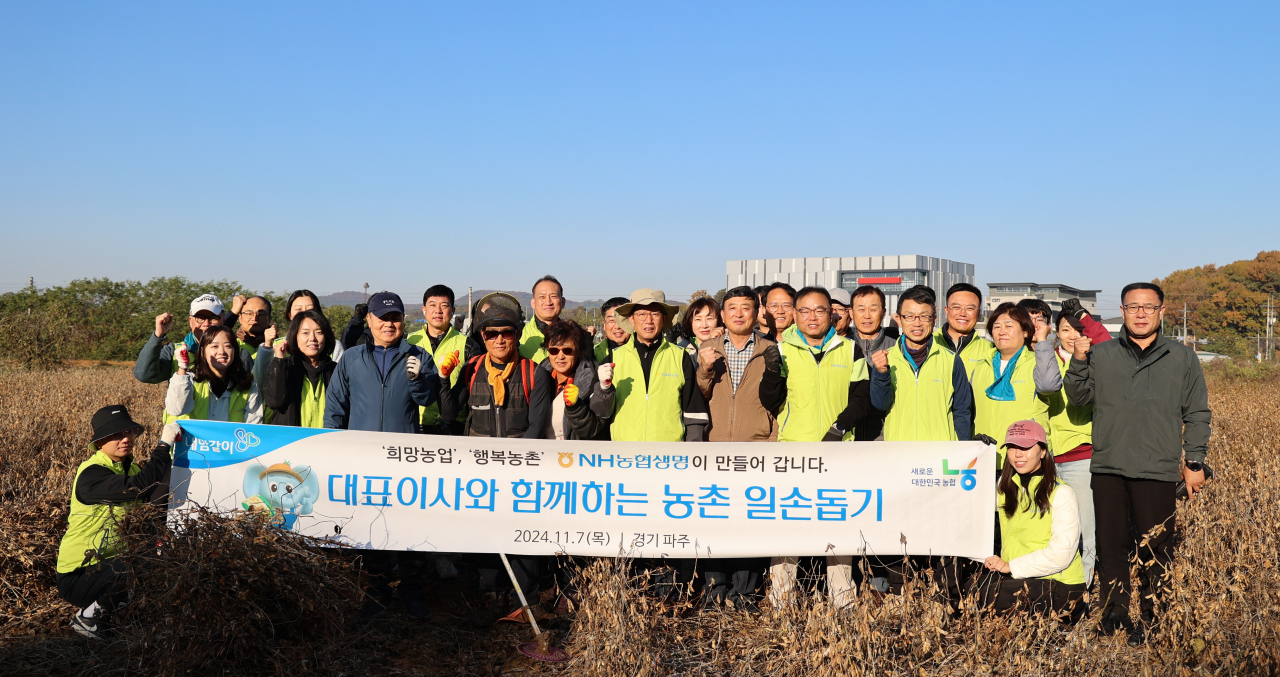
left=1159, top=250, right=1280, bottom=358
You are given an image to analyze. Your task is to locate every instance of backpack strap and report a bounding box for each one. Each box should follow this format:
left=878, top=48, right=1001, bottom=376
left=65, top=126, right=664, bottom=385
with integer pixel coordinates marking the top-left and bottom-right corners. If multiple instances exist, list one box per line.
left=466, top=355, right=485, bottom=391
left=520, top=359, right=533, bottom=403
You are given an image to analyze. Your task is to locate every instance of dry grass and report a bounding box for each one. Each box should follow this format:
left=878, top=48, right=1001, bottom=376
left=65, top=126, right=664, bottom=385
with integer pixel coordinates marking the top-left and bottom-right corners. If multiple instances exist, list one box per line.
left=1, top=363, right=1277, bottom=675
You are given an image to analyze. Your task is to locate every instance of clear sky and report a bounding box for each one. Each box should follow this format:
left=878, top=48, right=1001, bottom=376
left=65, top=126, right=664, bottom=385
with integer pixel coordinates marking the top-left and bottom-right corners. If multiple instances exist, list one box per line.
left=2, top=3, right=1277, bottom=313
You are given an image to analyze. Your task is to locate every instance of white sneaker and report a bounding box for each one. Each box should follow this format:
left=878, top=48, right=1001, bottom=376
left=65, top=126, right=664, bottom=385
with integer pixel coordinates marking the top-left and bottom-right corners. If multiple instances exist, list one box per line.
left=71, top=610, right=103, bottom=640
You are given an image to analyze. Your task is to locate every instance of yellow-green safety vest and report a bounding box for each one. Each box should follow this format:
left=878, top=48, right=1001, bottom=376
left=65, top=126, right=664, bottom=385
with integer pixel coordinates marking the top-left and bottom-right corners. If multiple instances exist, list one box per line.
left=610, top=338, right=686, bottom=442
left=882, top=339, right=959, bottom=442
left=972, top=348, right=1051, bottom=463
left=935, top=329, right=996, bottom=381
left=1046, top=354, right=1092, bottom=456
left=171, top=379, right=251, bottom=423
left=519, top=318, right=548, bottom=364
left=299, top=375, right=326, bottom=429
left=776, top=326, right=864, bottom=442
left=998, top=475, right=1086, bottom=585
left=57, top=448, right=142, bottom=574
left=407, top=326, right=469, bottom=426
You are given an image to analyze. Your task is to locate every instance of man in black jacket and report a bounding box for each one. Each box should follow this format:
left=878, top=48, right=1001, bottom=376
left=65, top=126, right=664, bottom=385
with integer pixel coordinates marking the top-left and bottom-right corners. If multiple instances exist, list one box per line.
left=1066, top=282, right=1211, bottom=645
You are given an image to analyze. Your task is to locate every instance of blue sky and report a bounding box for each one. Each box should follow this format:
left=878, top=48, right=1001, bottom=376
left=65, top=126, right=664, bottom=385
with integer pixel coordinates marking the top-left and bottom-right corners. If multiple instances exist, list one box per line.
left=1, top=3, right=1276, bottom=313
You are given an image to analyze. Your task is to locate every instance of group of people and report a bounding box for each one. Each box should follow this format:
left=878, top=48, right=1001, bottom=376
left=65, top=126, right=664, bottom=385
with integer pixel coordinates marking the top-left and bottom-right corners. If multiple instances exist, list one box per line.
left=57, top=275, right=1211, bottom=647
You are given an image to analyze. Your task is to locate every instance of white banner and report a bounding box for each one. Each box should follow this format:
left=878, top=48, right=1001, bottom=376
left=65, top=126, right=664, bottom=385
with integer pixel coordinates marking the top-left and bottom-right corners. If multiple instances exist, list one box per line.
left=171, top=421, right=996, bottom=559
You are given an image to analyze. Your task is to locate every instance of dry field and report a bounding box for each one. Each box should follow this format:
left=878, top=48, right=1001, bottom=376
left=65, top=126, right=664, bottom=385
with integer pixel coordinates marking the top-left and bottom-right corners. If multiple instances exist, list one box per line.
left=1, top=363, right=1277, bottom=676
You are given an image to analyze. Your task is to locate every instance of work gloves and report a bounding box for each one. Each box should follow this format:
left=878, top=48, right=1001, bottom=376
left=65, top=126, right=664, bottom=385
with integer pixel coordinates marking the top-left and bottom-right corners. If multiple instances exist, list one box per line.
left=974, top=433, right=998, bottom=446
left=563, top=384, right=580, bottom=407
left=161, top=422, right=184, bottom=446
left=406, top=355, right=422, bottom=381
left=762, top=344, right=782, bottom=374
left=175, top=345, right=190, bottom=372
left=822, top=426, right=845, bottom=442
left=438, top=350, right=460, bottom=378
left=1060, top=298, right=1088, bottom=321
left=597, top=363, right=614, bottom=389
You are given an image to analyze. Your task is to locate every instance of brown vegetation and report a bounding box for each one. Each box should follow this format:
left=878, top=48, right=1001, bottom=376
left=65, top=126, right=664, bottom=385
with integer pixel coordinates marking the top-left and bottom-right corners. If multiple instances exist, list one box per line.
left=1, top=363, right=1277, bottom=675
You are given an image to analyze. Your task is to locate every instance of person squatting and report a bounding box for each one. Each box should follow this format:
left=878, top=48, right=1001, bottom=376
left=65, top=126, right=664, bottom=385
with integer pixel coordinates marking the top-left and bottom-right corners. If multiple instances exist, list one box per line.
left=59, top=278, right=1210, bottom=646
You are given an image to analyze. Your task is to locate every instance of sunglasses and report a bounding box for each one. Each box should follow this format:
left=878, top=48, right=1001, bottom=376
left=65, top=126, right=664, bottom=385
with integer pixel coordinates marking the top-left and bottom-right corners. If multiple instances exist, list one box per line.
left=547, top=346, right=575, bottom=357
left=482, top=329, right=516, bottom=341
left=98, top=427, right=142, bottom=444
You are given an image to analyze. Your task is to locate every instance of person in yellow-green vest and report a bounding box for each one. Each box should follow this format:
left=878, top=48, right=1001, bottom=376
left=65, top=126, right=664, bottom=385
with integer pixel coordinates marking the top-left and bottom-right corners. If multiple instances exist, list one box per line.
left=594, top=296, right=632, bottom=365
left=869, top=285, right=974, bottom=442
left=758, top=286, right=873, bottom=610
left=974, top=420, right=1088, bottom=622
left=600, top=288, right=709, bottom=603
left=56, top=406, right=179, bottom=639
left=134, top=293, right=254, bottom=385
left=866, top=285, right=974, bottom=607
left=261, top=310, right=337, bottom=428
left=518, top=275, right=565, bottom=364
left=165, top=324, right=264, bottom=424
left=407, top=285, right=475, bottom=435
left=935, top=282, right=996, bottom=380
left=971, top=303, right=1061, bottom=461
left=603, top=288, right=710, bottom=443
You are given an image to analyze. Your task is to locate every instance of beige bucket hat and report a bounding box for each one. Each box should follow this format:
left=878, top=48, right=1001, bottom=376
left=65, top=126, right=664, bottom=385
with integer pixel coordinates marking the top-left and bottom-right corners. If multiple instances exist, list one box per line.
left=615, top=288, right=681, bottom=335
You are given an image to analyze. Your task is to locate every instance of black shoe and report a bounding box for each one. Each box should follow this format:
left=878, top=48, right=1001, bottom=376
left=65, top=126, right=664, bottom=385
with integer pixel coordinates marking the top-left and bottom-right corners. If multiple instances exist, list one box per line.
left=1099, top=614, right=1144, bottom=646
left=361, top=590, right=394, bottom=621
left=71, top=610, right=106, bottom=640
left=402, top=594, right=432, bottom=621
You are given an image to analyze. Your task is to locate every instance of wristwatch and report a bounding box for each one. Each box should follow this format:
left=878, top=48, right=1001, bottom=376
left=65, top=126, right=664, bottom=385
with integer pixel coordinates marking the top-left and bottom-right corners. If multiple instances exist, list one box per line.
left=1185, top=460, right=1213, bottom=476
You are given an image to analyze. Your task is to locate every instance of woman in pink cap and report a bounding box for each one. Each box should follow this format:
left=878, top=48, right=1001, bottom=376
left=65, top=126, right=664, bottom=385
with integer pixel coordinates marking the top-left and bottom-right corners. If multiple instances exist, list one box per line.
left=974, top=419, right=1088, bottom=620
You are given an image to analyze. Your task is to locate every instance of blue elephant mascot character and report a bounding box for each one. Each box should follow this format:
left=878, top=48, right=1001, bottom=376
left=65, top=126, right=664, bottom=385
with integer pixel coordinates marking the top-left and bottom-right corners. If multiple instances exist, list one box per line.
left=241, top=461, right=319, bottom=530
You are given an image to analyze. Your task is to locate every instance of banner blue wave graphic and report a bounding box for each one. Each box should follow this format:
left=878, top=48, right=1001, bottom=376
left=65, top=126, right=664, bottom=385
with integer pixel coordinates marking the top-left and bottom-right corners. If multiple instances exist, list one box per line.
left=174, top=420, right=336, bottom=469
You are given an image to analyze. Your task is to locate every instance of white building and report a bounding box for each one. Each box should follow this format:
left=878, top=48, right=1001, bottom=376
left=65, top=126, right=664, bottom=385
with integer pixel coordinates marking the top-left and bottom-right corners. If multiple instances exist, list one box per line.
left=985, top=283, right=1100, bottom=316
left=726, top=255, right=975, bottom=325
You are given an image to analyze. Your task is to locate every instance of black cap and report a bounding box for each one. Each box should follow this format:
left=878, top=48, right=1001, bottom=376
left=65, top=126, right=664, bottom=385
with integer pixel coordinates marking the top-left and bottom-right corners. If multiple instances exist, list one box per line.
left=368, top=291, right=405, bottom=319
left=90, top=405, right=143, bottom=445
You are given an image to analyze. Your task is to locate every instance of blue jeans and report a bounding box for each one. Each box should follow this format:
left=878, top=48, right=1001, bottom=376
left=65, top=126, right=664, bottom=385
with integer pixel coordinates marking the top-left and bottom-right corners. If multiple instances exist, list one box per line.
left=1055, top=458, right=1096, bottom=584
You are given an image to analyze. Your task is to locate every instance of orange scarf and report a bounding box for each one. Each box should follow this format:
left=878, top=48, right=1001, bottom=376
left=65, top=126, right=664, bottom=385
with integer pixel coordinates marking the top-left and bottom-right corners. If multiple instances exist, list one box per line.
left=484, top=356, right=516, bottom=406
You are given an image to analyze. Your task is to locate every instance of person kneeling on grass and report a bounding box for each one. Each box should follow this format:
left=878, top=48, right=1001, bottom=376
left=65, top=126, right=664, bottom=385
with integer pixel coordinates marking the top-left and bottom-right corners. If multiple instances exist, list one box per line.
left=972, top=420, right=1088, bottom=622
left=57, top=406, right=181, bottom=639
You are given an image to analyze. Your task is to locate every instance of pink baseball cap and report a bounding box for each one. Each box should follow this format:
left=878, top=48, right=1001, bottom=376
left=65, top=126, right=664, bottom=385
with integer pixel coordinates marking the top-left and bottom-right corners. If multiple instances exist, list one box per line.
left=1002, top=420, right=1048, bottom=449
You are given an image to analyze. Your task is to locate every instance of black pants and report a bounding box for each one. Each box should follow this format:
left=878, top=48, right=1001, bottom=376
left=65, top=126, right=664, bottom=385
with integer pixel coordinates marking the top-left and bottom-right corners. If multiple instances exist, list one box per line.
left=969, top=570, right=1088, bottom=622
left=864, top=555, right=971, bottom=607
left=473, top=553, right=539, bottom=596
left=703, top=557, right=767, bottom=607
left=362, top=550, right=433, bottom=601
left=57, top=558, right=129, bottom=612
left=1092, top=473, right=1176, bottom=620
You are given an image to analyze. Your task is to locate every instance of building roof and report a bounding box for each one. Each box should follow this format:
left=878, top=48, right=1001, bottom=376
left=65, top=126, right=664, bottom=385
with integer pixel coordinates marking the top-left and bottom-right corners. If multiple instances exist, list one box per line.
left=986, top=283, right=1102, bottom=293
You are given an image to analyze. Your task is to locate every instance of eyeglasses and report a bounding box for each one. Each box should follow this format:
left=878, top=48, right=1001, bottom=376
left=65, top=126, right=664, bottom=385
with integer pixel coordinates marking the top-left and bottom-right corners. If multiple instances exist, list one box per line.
left=948, top=304, right=979, bottom=314
left=482, top=329, right=516, bottom=341
left=1121, top=304, right=1162, bottom=315
left=546, top=346, right=575, bottom=357
left=98, top=427, right=141, bottom=443
left=631, top=310, right=665, bottom=321
left=900, top=314, right=935, bottom=324
left=191, top=315, right=219, bottom=326
left=796, top=307, right=830, bottom=318
left=240, top=310, right=271, bottom=318
left=766, top=303, right=794, bottom=312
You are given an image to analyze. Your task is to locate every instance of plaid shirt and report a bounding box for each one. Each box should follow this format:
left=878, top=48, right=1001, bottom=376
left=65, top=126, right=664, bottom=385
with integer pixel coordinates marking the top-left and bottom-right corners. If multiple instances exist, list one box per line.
left=723, top=332, right=756, bottom=393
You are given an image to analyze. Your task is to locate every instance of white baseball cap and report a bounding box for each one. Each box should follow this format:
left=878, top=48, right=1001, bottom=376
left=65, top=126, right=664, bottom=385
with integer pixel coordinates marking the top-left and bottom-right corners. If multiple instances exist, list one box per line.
left=189, top=293, right=224, bottom=317
left=828, top=288, right=851, bottom=306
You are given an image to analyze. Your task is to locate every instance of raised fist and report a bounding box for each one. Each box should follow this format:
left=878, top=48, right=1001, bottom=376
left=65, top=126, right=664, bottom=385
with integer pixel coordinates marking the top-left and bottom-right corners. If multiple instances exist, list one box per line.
left=175, top=345, right=191, bottom=372
left=161, top=422, right=184, bottom=446
left=563, top=384, right=580, bottom=407
left=230, top=294, right=247, bottom=315
left=438, top=350, right=461, bottom=378
left=1032, top=316, right=1051, bottom=344
left=272, top=339, right=288, bottom=359
left=597, top=363, right=614, bottom=389
left=1073, top=336, right=1092, bottom=361
left=406, top=355, right=422, bottom=381
left=354, top=303, right=369, bottom=319
left=762, top=344, right=782, bottom=374
left=1061, top=298, right=1087, bottom=320
left=697, top=342, right=720, bottom=373
left=263, top=325, right=278, bottom=345
left=155, top=313, right=174, bottom=338
left=870, top=349, right=889, bottom=374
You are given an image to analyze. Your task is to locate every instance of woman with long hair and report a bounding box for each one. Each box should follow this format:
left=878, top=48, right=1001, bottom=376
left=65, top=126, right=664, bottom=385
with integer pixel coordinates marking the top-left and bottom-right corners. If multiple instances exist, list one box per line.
left=974, top=420, right=1087, bottom=620
left=165, top=324, right=263, bottom=423
left=262, top=310, right=338, bottom=428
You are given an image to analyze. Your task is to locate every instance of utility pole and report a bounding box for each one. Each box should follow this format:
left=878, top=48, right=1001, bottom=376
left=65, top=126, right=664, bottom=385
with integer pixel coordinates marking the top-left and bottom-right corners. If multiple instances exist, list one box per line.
left=1182, top=302, right=1189, bottom=347
left=1267, top=294, right=1275, bottom=361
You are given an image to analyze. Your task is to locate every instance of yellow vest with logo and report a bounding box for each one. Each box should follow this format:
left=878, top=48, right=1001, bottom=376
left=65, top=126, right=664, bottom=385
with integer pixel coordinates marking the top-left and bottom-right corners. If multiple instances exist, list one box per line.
left=57, top=449, right=143, bottom=574
left=777, top=326, right=861, bottom=442
left=972, top=348, right=1051, bottom=463
left=407, top=326, right=469, bottom=426
left=299, top=376, right=326, bottom=429
left=935, top=329, right=996, bottom=381
left=1047, top=354, right=1092, bottom=456
left=519, top=318, right=548, bottom=364
left=610, top=338, right=686, bottom=442
left=882, top=338, right=959, bottom=442
left=171, top=379, right=251, bottom=423
left=998, top=476, right=1086, bottom=585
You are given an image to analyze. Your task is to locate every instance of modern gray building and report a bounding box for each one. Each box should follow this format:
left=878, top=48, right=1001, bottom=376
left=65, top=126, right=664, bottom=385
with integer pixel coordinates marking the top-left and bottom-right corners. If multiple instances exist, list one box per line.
left=985, top=283, right=1100, bottom=316
left=726, top=255, right=975, bottom=324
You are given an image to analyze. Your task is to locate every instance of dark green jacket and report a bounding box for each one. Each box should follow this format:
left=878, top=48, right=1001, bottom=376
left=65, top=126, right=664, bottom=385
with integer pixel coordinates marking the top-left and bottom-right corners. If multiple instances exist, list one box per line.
left=1064, top=330, right=1210, bottom=482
